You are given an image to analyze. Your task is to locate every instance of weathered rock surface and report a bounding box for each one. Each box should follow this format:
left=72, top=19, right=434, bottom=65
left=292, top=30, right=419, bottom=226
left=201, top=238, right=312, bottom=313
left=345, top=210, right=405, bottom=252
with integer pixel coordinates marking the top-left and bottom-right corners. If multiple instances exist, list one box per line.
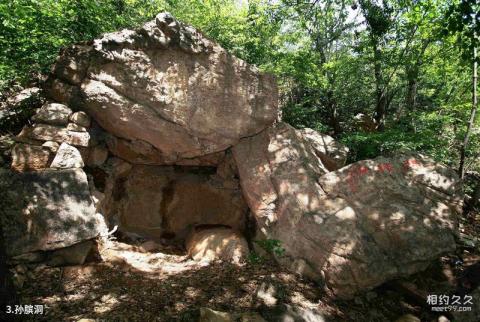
left=50, top=142, right=84, bottom=169
left=105, top=134, right=226, bottom=166
left=44, top=12, right=278, bottom=163
left=0, top=168, right=107, bottom=256
left=42, top=141, right=60, bottom=153
left=47, top=240, right=94, bottom=266
left=0, top=87, right=43, bottom=133
left=186, top=227, right=248, bottom=263
left=69, top=111, right=91, bottom=127
left=86, top=144, right=108, bottom=167
left=32, top=102, right=72, bottom=125
left=17, top=123, right=90, bottom=147
left=11, top=143, right=52, bottom=172
left=299, top=128, right=349, bottom=170
left=66, top=123, right=87, bottom=132
left=233, top=122, right=461, bottom=298
left=102, top=164, right=247, bottom=240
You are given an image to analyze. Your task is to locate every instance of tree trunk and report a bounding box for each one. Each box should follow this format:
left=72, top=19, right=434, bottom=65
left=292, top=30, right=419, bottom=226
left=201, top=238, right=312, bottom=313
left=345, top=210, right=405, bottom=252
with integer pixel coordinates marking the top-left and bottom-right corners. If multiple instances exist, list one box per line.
left=459, top=46, right=478, bottom=178
left=406, top=73, right=418, bottom=110
left=0, top=224, right=16, bottom=320
left=372, top=36, right=386, bottom=131
left=326, top=90, right=342, bottom=136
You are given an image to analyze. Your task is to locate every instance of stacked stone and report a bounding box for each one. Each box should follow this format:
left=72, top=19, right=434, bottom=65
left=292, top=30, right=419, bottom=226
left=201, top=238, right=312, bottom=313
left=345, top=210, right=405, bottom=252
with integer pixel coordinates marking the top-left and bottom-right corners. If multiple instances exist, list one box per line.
left=1, top=102, right=109, bottom=267
left=11, top=102, right=108, bottom=172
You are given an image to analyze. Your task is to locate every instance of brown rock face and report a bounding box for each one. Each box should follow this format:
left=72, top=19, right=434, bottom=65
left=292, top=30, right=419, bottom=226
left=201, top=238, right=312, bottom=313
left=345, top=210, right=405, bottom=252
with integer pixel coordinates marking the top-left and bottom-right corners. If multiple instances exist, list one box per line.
left=44, top=12, right=278, bottom=164
left=11, top=143, right=52, bottom=172
left=102, top=163, right=247, bottom=241
left=233, top=122, right=461, bottom=298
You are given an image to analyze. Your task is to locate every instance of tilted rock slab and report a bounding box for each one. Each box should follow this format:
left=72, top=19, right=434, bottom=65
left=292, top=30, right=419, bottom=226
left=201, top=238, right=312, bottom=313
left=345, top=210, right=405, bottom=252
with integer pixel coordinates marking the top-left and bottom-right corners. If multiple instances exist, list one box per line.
left=233, top=122, right=461, bottom=298
left=44, top=12, right=278, bottom=164
left=0, top=168, right=107, bottom=256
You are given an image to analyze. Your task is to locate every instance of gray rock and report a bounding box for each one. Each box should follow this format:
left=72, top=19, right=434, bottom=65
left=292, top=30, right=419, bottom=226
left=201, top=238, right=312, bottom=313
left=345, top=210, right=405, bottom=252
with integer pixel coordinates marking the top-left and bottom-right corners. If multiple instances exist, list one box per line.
left=6, top=87, right=41, bottom=107
left=47, top=240, right=93, bottom=266
left=0, top=168, right=107, bottom=256
left=69, top=111, right=91, bottom=127
left=17, top=123, right=91, bottom=147
left=32, top=102, right=72, bottom=125
left=66, top=122, right=87, bottom=132
left=50, top=142, right=84, bottom=169
left=42, top=141, right=60, bottom=153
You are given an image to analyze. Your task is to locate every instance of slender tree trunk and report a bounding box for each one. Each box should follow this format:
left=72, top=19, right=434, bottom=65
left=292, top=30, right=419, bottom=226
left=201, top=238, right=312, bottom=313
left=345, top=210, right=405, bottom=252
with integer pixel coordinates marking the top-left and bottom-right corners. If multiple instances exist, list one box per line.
left=327, top=91, right=342, bottom=136
left=406, top=73, right=418, bottom=110
left=1, top=224, right=15, bottom=320
left=372, top=36, right=386, bottom=131
left=459, top=46, right=478, bottom=178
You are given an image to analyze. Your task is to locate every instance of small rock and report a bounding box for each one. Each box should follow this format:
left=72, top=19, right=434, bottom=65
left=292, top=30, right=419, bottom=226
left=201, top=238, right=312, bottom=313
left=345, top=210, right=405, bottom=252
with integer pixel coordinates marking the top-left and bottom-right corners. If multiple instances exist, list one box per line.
left=199, top=308, right=234, bottom=322
left=42, top=141, right=60, bottom=153
left=32, top=102, right=72, bottom=125
left=66, top=122, right=87, bottom=132
left=69, top=111, right=91, bottom=127
left=17, top=124, right=91, bottom=147
left=50, top=142, right=84, bottom=169
left=395, top=314, right=421, bottom=322
left=255, top=282, right=278, bottom=306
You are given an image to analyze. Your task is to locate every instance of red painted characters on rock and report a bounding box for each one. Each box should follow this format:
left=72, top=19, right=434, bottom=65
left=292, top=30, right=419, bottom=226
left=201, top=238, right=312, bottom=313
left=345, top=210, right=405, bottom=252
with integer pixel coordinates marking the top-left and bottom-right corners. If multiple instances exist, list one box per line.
left=347, top=165, right=370, bottom=192
left=402, top=158, right=421, bottom=172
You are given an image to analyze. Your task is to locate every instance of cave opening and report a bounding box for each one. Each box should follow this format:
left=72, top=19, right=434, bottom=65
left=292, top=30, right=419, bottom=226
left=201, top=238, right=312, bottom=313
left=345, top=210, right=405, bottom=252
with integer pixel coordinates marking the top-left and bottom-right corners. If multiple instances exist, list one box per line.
left=86, top=156, right=252, bottom=256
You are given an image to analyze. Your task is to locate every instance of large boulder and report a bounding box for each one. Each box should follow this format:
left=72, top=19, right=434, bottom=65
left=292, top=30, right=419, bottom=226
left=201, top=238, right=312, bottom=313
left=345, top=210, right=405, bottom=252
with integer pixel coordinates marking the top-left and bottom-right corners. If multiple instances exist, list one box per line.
left=0, top=168, right=107, bottom=256
left=44, top=12, right=278, bottom=164
left=233, top=122, right=462, bottom=298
